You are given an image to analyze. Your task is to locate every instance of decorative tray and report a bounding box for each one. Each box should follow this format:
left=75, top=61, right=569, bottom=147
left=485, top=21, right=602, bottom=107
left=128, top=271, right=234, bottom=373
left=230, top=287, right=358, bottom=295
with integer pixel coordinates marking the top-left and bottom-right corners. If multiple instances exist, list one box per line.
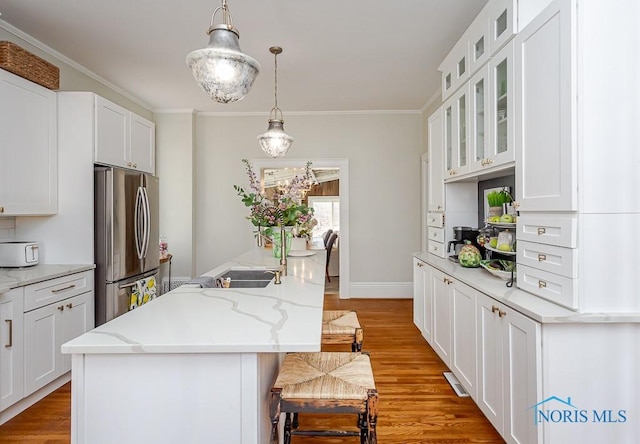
left=480, top=260, right=516, bottom=281
left=484, top=219, right=517, bottom=229
left=485, top=244, right=516, bottom=256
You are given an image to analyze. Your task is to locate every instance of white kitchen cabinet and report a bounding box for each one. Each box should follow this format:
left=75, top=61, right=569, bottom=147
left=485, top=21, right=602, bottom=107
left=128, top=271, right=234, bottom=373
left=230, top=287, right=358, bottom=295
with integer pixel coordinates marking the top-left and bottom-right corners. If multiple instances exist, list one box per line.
left=469, top=65, right=491, bottom=172
left=23, top=270, right=94, bottom=396
left=0, top=288, right=24, bottom=411
left=412, top=258, right=433, bottom=343
left=439, top=39, right=469, bottom=101
left=444, top=84, right=470, bottom=180
left=488, top=0, right=517, bottom=55
left=451, top=280, right=477, bottom=399
left=95, top=95, right=155, bottom=174
left=427, top=110, right=445, bottom=212
left=431, top=268, right=452, bottom=366
left=487, top=41, right=515, bottom=167
left=0, top=68, right=57, bottom=216
left=477, top=292, right=541, bottom=444
left=515, top=0, right=576, bottom=212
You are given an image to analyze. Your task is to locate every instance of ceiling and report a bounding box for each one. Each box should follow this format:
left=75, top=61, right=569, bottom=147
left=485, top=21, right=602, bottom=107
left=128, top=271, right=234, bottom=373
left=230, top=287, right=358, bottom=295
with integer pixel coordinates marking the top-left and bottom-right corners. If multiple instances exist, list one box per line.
left=0, top=0, right=488, bottom=114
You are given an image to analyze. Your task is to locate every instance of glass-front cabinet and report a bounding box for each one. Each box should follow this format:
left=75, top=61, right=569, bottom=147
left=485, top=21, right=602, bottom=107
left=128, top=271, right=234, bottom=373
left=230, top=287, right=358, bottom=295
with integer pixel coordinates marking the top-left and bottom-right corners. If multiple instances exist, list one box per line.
left=444, top=84, right=470, bottom=179
left=469, top=65, right=490, bottom=171
left=488, top=40, right=514, bottom=166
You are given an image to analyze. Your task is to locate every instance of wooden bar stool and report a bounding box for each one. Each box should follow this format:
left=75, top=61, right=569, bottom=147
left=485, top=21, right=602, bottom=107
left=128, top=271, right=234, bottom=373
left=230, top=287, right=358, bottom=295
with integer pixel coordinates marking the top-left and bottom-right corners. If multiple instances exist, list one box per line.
left=269, top=352, right=378, bottom=444
left=322, top=310, right=363, bottom=352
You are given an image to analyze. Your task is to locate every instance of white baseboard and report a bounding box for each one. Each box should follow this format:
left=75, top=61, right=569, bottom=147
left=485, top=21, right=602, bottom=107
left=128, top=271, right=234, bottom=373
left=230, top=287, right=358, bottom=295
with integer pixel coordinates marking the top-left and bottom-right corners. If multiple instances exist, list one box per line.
left=348, top=281, right=412, bottom=299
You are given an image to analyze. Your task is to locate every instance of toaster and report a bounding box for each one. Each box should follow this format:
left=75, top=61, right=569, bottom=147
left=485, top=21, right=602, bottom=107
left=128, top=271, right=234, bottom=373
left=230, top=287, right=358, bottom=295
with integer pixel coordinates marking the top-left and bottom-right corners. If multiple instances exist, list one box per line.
left=0, top=241, right=39, bottom=267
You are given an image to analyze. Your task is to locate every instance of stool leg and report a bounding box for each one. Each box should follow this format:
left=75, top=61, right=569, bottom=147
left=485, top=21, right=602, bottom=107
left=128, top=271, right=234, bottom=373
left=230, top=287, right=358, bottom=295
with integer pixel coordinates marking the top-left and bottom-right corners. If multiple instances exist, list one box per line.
left=284, top=413, right=293, bottom=444
left=292, top=412, right=299, bottom=429
left=367, top=390, right=379, bottom=444
left=353, top=327, right=364, bottom=352
left=359, top=412, right=368, bottom=444
left=269, top=389, right=282, bottom=444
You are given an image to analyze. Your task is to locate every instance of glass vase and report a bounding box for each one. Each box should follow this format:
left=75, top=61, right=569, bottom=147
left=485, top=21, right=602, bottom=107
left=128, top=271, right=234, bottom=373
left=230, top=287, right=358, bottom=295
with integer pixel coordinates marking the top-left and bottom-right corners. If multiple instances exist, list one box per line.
left=272, top=229, right=293, bottom=258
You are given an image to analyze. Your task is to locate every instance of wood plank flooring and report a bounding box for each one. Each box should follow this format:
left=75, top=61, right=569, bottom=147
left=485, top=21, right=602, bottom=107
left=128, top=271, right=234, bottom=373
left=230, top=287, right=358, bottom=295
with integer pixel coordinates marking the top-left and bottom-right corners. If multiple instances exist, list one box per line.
left=0, top=295, right=504, bottom=443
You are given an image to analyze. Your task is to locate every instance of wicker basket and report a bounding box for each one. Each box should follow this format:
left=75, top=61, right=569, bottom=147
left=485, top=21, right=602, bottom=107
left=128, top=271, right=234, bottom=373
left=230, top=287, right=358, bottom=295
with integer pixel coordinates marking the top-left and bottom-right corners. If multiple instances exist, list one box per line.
left=0, top=41, right=59, bottom=90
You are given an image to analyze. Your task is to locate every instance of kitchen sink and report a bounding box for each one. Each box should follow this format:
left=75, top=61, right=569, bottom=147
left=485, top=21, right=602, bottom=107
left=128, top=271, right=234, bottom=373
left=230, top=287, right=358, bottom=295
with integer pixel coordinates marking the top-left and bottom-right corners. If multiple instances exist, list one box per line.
left=213, top=269, right=276, bottom=288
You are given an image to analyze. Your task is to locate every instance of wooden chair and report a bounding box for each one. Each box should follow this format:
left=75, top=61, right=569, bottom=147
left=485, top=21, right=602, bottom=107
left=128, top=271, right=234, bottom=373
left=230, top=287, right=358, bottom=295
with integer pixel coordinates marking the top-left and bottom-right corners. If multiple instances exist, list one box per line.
left=325, top=232, right=338, bottom=282
left=322, top=229, right=333, bottom=247
left=322, top=310, right=363, bottom=352
left=269, top=352, right=378, bottom=444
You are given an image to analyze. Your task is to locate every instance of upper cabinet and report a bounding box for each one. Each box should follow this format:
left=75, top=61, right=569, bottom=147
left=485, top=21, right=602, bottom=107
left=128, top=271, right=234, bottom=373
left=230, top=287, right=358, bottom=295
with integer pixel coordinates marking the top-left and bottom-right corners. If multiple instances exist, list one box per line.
left=95, top=96, right=155, bottom=174
left=0, top=69, right=57, bottom=216
left=488, top=0, right=517, bottom=55
left=444, top=84, right=470, bottom=179
left=515, top=0, right=576, bottom=212
left=427, top=110, right=445, bottom=212
left=439, top=40, right=469, bottom=101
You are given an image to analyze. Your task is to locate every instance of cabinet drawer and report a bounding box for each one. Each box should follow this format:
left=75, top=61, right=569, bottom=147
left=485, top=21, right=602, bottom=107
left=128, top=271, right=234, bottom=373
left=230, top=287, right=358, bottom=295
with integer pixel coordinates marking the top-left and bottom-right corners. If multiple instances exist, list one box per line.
left=24, top=270, right=93, bottom=312
left=427, top=212, right=445, bottom=228
left=516, top=240, right=578, bottom=278
left=517, top=264, right=577, bottom=310
left=428, top=227, right=445, bottom=243
left=428, top=240, right=447, bottom=258
left=517, top=214, right=577, bottom=248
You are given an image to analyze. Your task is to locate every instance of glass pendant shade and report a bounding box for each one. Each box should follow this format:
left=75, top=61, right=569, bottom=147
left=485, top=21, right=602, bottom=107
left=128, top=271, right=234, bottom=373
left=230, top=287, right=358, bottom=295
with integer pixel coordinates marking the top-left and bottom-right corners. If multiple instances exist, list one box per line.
left=258, top=117, right=294, bottom=158
left=258, top=46, right=293, bottom=158
left=186, top=2, right=260, bottom=103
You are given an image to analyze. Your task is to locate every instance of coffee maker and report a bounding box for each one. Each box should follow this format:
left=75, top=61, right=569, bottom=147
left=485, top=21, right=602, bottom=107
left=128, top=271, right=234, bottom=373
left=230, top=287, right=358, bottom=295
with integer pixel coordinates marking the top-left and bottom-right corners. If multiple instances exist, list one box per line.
left=447, top=226, right=482, bottom=261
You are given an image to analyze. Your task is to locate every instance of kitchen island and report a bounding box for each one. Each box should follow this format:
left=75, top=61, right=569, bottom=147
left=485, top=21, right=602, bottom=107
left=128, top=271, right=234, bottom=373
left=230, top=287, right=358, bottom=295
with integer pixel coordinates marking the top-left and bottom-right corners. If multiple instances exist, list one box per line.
left=61, top=248, right=326, bottom=444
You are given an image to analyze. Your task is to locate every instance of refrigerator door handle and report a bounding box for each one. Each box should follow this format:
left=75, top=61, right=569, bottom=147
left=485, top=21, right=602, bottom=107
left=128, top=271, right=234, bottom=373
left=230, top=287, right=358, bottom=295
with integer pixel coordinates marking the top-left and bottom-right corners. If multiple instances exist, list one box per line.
left=134, top=186, right=144, bottom=260
left=141, top=187, right=151, bottom=259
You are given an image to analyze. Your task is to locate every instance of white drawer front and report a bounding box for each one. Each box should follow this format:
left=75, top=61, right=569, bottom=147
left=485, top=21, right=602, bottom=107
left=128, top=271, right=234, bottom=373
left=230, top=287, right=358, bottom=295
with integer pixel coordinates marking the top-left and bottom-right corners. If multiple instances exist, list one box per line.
left=24, top=270, right=93, bottom=312
left=427, top=212, right=445, bottom=228
left=428, top=240, right=446, bottom=258
left=517, top=264, right=577, bottom=310
left=517, top=214, right=577, bottom=248
left=428, top=227, right=445, bottom=243
left=516, top=241, right=578, bottom=278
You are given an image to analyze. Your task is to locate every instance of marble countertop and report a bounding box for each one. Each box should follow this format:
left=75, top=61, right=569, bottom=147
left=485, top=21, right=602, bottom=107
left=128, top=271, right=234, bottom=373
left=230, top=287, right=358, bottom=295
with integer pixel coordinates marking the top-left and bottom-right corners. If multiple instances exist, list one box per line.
left=414, top=252, right=640, bottom=324
left=62, top=248, right=327, bottom=355
left=0, top=263, right=95, bottom=293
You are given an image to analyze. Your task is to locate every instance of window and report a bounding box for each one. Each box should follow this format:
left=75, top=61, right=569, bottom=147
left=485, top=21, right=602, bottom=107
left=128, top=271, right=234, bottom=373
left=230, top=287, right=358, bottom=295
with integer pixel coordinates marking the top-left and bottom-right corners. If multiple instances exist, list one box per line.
left=308, top=196, right=339, bottom=239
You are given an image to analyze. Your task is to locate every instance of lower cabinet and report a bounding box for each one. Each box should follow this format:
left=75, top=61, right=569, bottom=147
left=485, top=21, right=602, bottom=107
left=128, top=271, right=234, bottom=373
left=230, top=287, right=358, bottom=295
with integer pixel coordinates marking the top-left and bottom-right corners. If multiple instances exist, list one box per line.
left=413, top=258, right=541, bottom=444
left=413, top=258, right=433, bottom=342
left=0, top=269, right=94, bottom=414
left=24, top=291, right=93, bottom=397
left=477, top=292, right=541, bottom=444
left=0, top=288, right=24, bottom=411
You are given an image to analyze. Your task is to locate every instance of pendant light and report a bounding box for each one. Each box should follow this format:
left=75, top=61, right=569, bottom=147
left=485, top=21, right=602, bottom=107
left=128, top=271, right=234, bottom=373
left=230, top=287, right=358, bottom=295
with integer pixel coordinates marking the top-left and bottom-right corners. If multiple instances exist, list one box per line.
left=258, top=46, right=294, bottom=158
left=186, top=0, right=260, bottom=103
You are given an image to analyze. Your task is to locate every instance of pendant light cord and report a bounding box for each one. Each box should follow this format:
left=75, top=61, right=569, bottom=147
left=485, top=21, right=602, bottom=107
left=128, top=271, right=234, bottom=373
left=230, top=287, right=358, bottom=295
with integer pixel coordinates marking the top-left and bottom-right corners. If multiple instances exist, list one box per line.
left=273, top=50, right=279, bottom=111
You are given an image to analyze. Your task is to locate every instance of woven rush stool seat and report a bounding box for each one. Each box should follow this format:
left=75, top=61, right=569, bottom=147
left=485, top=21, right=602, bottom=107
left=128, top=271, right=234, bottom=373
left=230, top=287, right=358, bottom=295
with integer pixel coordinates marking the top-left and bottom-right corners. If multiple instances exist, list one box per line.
left=322, top=310, right=363, bottom=352
left=269, top=352, right=378, bottom=444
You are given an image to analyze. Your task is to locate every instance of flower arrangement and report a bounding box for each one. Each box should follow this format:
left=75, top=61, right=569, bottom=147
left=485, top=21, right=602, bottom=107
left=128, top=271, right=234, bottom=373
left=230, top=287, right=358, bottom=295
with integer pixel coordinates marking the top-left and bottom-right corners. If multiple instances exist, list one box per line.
left=234, top=159, right=318, bottom=239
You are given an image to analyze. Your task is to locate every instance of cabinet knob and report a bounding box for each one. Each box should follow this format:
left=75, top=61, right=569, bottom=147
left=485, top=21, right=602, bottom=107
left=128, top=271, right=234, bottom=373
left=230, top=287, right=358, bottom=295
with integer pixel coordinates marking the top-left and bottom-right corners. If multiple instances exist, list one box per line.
left=133, top=163, right=138, bottom=168
left=417, top=262, right=424, bottom=268
left=66, top=303, right=73, bottom=309
left=127, top=162, right=132, bottom=167
left=443, top=277, right=453, bottom=285
left=0, top=206, right=4, bottom=213
left=57, top=305, right=64, bottom=311
left=498, top=309, right=507, bottom=318
left=437, top=205, right=442, bottom=210
left=491, top=305, right=499, bottom=313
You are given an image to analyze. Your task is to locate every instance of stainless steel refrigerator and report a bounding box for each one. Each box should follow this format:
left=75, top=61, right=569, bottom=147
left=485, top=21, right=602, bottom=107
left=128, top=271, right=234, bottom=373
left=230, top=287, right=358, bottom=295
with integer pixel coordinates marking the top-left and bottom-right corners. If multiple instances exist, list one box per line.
left=94, top=166, right=160, bottom=326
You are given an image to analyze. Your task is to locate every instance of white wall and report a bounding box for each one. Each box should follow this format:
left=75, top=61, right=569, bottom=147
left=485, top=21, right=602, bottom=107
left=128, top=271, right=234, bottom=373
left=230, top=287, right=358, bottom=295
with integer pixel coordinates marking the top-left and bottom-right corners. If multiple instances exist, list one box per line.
left=191, top=112, right=424, bottom=290
left=155, top=112, right=196, bottom=279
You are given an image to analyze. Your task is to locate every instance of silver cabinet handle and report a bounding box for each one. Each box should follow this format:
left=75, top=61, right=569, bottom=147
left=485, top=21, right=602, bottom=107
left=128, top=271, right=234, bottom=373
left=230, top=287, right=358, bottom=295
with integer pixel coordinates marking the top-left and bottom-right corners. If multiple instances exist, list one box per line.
left=538, top=280, right=547, bottom=288
left=537, top=227, right=546, bottom=235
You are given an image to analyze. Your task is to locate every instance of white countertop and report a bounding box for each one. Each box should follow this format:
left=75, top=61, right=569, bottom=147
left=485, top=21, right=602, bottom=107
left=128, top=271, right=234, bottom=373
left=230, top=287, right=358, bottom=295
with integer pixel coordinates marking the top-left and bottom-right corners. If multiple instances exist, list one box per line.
left=414, top=252, right=640, bottom=324
left=62, top=248, right=327, bottom=355
left=0, top=263, right=95, bottom=293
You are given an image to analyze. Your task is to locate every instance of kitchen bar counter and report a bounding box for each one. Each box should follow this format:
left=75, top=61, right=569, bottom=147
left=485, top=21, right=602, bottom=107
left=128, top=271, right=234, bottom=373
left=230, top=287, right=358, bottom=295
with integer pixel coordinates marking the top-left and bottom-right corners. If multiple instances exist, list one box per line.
left=415, top=252, right=640, bottom=323
left=0, top=263, right=95, bottom=293
left=61, top=247, right=326, bottom=444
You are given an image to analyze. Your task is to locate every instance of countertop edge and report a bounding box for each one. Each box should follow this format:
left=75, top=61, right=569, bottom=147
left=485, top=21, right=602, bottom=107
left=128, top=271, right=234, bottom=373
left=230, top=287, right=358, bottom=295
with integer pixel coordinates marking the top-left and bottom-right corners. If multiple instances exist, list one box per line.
left=0, top=263, right=95, bottom=293
left=413, top=252, right=640, bottom=324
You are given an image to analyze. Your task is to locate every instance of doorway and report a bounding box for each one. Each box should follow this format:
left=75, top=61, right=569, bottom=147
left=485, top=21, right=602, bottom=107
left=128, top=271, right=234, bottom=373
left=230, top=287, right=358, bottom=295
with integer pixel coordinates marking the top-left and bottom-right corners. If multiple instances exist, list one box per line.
left=252, top=158, right=350, bottom=298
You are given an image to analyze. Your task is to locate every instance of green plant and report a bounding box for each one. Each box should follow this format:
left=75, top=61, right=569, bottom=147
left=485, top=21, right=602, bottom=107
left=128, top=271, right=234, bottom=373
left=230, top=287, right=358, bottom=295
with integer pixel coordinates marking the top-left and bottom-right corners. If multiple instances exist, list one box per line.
left=486, top=189, right=513, bottom=207
left=234, top=159, right=318, bottom=238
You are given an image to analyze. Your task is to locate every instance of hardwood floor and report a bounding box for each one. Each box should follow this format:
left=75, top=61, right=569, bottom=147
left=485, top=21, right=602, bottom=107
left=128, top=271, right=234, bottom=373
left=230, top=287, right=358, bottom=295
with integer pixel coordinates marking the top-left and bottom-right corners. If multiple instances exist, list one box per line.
left=0, top=295, right=503, bottom=443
